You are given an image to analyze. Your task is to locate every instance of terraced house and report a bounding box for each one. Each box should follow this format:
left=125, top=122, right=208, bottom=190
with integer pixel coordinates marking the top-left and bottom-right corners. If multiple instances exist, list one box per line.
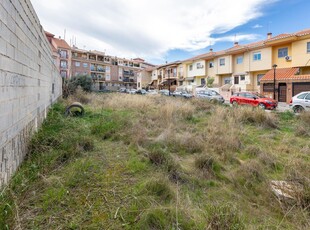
left=141, top=28, right=310, bottom=103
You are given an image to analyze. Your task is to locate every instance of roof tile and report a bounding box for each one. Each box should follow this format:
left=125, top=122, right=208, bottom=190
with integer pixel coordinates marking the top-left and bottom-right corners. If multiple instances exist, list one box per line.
left=260, top=68, right=299, bottom=81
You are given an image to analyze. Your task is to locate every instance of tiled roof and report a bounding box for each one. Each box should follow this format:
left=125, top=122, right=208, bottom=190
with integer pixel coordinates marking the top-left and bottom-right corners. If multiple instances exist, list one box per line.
left=53, top=38, right=71, bottom=49
left=295, top=29, right=310, bottom=36
left=286, top=74, right=310, bottom=80
left=44, top=31, right=55, bottom=37
left=179, top=28, right=310, bottom=63
left=260, top=68, right=299, bottom=81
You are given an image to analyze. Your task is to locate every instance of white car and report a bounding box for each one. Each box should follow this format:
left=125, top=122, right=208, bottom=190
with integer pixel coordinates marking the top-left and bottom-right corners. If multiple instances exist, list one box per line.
left=290, top=91, right=310, bottom=113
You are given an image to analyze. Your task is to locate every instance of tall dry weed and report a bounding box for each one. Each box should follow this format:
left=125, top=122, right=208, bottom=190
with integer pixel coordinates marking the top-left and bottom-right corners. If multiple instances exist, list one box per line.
left=203, top=107, right=242, bottom=157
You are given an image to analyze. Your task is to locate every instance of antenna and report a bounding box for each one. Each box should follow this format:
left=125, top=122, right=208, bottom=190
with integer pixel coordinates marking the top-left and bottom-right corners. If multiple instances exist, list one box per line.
left=64, top=29, right=66, bottom=40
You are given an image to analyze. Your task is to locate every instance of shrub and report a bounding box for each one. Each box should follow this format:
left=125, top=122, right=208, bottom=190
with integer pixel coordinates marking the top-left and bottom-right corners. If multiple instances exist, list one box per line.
left=295, top=112, right=310, bottom=136
left=235, top=107, right=278, bottom=129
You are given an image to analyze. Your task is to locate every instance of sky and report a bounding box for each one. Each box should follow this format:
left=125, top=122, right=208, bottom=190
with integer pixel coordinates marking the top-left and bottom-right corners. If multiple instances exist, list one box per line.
left=31, top=0, right=310, bottom=65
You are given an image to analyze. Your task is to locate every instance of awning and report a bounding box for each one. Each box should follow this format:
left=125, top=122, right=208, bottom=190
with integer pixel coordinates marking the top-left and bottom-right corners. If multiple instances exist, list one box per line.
left=260, top=67, right=299, bottom=81
left=160, top=79, right=177, bottom=85
left=185, top=77, right=194, bottom=81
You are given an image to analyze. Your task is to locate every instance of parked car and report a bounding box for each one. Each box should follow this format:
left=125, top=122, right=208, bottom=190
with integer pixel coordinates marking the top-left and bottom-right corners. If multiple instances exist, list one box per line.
left=146, top=90, right=158, bottom=95
left=118, top=88, right=127, bottom=93
left=159, top=89, right=171, bottom=96
left=128, top=89, right=137, bottom=94
left=136, top=89, right=147, bottom=95
left=290, top=91, right=310, bottom=113
left=230, top=92, right=278, bottom=110
left=172, top=90, right=194, bottom=98
left=196, top=90, right=225, bottom=103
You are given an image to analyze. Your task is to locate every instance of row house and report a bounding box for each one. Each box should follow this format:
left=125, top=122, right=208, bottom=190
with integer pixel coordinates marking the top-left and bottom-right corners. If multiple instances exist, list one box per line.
left=45, top=31, right=72, bottom=79
left=178, top=28, right=310, bottom=102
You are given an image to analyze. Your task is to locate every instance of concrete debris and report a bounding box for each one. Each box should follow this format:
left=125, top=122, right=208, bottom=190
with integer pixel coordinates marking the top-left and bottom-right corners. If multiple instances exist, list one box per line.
left=270, top=180, right=304, bottom=202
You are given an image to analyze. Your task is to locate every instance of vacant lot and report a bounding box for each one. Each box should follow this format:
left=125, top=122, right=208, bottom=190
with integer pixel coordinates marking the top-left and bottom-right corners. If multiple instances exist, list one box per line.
left=1, top=92, right=309, bottom=229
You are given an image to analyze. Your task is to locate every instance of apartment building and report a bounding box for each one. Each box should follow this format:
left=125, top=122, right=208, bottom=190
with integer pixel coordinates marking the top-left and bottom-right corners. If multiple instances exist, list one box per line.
left=45, top=31, right=72, bottom=79
left=71, top=47, right=155, bottom=91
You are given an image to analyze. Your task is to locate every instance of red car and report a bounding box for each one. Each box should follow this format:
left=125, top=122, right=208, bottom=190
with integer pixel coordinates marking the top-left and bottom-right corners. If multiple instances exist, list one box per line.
left=230, top=92, right=278, bottom=110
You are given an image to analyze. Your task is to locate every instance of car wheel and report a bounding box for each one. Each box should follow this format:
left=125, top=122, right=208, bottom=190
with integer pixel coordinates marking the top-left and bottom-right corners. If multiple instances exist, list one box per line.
left=258, top=103, right=266, bottom=110
left=293, top=105, right=304, bottom=113
left=232, top=101, right=238, bottom=106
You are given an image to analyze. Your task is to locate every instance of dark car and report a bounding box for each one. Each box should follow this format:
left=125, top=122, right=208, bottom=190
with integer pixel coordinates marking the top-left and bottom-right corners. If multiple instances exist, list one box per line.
left=196, top=90, right=225, bottom=103
left=136, top=89, right=147, bottom=95
left=230, top=92, right=277, bottom=110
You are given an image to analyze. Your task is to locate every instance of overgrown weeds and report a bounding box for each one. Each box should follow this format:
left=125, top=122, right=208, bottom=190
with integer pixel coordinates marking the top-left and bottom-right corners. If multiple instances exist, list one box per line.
left=1, top=92, right=309, bottom=229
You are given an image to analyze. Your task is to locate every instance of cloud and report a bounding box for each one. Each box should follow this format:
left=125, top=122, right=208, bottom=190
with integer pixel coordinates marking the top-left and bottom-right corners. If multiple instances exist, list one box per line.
left=31, top=0, right=276, bottom=60
left=252, top=24, right=263, bottom=28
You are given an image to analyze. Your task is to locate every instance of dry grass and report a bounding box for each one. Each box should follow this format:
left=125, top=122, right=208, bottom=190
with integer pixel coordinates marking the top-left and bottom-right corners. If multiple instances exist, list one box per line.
left=2, top=92, right=309, bottom=229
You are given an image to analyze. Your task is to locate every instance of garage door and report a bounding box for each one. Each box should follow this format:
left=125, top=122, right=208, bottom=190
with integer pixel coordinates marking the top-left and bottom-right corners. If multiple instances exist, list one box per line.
left=293, top=82, right=310, bottom=96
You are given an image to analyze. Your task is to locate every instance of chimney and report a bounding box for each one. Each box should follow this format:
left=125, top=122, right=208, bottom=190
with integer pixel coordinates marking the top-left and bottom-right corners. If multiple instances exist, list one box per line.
left=209, top=48, right=213, bottom=52
left=59, top=36, right=61, bottom=39
left=234, top=41, right=238, bottom=46
left=267, top=32, right=272, bottom=39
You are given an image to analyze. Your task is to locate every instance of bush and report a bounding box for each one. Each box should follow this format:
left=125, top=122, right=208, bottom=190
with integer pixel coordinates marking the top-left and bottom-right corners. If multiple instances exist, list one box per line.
left=236, top=107, right=278, bottom=129
left=63, top=75, right=92, bottom=97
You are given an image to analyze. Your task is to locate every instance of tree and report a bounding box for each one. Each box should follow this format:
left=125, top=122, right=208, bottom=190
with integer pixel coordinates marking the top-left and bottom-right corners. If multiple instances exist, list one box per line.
left=63, top=75, right=92, bottom=98
left=207, top=77, right=215, bottom=88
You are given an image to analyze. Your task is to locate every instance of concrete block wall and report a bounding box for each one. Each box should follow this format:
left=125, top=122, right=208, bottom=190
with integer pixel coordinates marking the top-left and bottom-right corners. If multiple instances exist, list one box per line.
left=0, top=0, right=62, bottom=187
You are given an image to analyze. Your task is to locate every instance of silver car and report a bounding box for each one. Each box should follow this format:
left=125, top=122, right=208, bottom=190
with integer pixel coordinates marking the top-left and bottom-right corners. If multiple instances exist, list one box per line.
left=196, top=90, right=225, bottom=103
left=290, top=91, right=310, bottom=113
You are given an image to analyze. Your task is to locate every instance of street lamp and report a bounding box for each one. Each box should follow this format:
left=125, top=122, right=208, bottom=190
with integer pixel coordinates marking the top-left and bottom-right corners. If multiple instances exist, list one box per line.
left=273, top=64, right=277, bottom=100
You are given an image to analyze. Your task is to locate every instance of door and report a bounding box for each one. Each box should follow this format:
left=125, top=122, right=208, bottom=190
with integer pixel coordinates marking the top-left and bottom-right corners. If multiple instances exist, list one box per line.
left=234, top=76, right=239, bottom=84
left=293, top=82, right=310, bottom=96
left=278, top=83, right=287, bottom=102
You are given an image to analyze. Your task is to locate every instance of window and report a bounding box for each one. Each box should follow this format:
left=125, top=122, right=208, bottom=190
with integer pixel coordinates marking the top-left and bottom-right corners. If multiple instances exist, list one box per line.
left=305, top=93, right=310, bottom=100
left=224, top=77, right=231, bottom=84
left=219, top=58, right=225, bottom=66
left=240, top=75, right=245, bottom=81
left=189, top=65, right=193, bottom=71
left=60, top=60, right=67, bottom=68
left=52, top=83, right=55, bottom=94
left=297, top=93, right=308, bottom=99
left=236, top=56, right=243, bottom=64
left=196, top=63, right=204, bottom=69
left=278, top=47, right=288, bottom=58
left=60, top=71, right=67, bottom=78
left=83, top=63, right=88, bottom=68
left=253, top=52, right=261, bottom=61
left=59, top=50, right=67, bottom=59
left=75, top=61, right=80, bottom=67
left=257, top=74, right=264, bottom=86
left=307, top=42, right=310, bottom=53
left=201, top=78, right=206, bottom=85
left=209, top=62, right=214, bottom=68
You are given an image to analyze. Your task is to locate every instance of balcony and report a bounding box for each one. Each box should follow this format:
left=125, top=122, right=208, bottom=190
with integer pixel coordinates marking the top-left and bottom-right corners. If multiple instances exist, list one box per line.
left=60, top=65, right=68, bottom=70
left=123, top=70, right=134, bottom=77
